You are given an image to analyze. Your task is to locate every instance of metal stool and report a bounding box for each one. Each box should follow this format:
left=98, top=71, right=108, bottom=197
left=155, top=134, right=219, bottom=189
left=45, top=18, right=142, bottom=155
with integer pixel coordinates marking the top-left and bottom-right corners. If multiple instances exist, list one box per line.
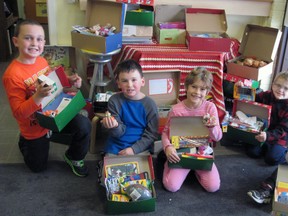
left=81, top=48, right=121, bottom=101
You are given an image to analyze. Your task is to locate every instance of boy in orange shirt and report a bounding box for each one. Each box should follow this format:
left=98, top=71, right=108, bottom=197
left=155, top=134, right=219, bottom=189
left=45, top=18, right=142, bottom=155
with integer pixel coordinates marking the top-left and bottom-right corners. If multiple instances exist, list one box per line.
left=2, top=19, right=91, bottom=177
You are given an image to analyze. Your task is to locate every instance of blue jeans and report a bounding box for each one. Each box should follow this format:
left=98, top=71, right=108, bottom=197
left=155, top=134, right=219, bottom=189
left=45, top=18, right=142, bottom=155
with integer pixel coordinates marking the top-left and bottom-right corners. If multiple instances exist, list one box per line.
left=18, top=114, right=91, bottom=172
left=246, top=142, right=287, bottom=165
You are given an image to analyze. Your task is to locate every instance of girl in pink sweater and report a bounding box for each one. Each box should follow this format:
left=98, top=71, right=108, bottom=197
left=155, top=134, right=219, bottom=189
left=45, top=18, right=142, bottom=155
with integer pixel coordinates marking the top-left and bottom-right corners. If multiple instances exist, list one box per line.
left=161, top=67, right=223, bottom=192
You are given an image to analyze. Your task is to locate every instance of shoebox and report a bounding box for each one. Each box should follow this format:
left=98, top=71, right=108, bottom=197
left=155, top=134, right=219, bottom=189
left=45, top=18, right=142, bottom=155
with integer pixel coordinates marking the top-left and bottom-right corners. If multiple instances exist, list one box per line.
left=116, top=0, right=154, bottom=6
left=141, top=71, right=180, bottom=133
left=272, top=165, right=288, bottom=216
left=124, top=4, right=154, bottom=26
left=154, top=5, right=191, bottom=44
left=71, top=0, right=125, bottom=53
left=223, top=73, right=260, bottom=89
left=185, top=8, right=234, bottom=52
left=227, top=24, right=281, bottom=81
left=122, top=25, right=153, bottom=37
left=35, top=67, right=86, bottom=132
left=168, top=116, right=214, bottom=170
left=226, top=99, right=271, bottom=146
left=104, top=155, right=156, bottom=214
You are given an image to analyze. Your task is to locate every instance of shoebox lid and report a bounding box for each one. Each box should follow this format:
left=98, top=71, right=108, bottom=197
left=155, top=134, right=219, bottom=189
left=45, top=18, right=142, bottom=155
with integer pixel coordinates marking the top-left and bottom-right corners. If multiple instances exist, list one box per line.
left=35, top=67, right=86, bottom=132
left=239, top=24, right=282, bottom=62
left=273, top=165, right=288, bottom=215
left=104, top=155, right=156, bottom=214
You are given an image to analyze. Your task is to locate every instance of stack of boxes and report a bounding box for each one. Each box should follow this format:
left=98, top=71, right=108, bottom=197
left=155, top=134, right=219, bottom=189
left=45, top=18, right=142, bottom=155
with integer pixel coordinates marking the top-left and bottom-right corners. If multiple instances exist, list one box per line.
left=120, top=0, right=154, bottom=44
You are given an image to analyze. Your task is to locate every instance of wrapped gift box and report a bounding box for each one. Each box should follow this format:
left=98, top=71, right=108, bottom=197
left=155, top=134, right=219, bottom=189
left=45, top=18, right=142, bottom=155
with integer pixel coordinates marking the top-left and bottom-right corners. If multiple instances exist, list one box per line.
left=71, top=0, right=125, bottom=53
left=226, top=99, right=271, bottom=145
left=154, top=5, right=190, bottom=44
left=168, top=116, right=214, bottom=170
left=104, top=155, right=156, bottom=214
left=185, top=8, right=234, bottom=52
left=36, top=67, right=86, bottom=132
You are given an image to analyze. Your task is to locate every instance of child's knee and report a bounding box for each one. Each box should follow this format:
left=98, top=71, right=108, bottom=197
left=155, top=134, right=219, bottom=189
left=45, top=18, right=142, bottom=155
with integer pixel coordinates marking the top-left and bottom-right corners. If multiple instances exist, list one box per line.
left=162, top=179, right=181, bottom=192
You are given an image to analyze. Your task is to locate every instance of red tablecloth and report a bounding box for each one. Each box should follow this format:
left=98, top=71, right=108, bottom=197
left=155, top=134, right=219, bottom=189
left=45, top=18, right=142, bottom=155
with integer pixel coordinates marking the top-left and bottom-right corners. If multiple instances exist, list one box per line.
left=111, top=44, right=239, bottom=121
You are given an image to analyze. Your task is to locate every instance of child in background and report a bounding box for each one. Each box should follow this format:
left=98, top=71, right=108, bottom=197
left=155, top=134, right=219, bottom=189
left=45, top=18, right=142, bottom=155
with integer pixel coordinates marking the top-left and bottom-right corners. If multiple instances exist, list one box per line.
left=237, top=71, right=288, bottom=166
left=247, top=152, right=288, bottom=204
left=2, top=19, right=91, bottom=177
left=161, top=67, right=222, bottom=192
left=101, top=59, right=159, bottom=155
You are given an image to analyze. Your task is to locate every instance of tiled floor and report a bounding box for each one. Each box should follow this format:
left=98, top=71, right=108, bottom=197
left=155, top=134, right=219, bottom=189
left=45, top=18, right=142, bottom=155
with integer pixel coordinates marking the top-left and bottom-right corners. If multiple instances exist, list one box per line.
left=0, top=59, right=244, bottom=164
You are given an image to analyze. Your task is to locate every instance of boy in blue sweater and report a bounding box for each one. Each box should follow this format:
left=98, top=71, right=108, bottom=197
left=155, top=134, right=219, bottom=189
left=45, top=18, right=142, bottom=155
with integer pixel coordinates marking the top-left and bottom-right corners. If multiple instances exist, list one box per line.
left=101, top=59, right=159, bottom=155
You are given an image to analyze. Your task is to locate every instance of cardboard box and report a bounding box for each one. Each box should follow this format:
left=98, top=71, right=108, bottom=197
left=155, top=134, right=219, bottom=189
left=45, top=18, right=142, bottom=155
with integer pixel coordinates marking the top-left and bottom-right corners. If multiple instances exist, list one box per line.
left=227, top=24, right=281, bottom=81
left=226, top=99, right=271, bottom=145
left=154, top=5, right=190, bottom=44
left=71, top=0, right=125, bottom=53
left=124, top=5, right=154, bottom=26
left=272, top=165, right=288, bottom=216
left=104, top=155, right=156, bottom=214
left=141, top=71, right=180, bottom=132
left=36, top=67, right=86, bottom=132
left=168, top=116, right=214, bottom=170
left=122, top=25, right=153, bottom=37
left=185, top=8, right=233, bottom=52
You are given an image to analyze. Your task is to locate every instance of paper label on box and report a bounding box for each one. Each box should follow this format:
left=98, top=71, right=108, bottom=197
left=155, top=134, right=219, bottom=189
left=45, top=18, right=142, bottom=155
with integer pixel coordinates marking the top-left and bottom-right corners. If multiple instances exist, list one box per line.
left=149, top=78, right=173, bottom=95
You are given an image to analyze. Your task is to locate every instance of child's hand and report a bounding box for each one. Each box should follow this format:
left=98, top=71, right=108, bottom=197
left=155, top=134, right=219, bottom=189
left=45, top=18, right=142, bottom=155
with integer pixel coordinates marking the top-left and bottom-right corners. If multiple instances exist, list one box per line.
left=33, top=82, right=53, bottom=105
left=101, top=111, right=118, bottom=128
left=118, top=147, right=134, bottom=155
left=68, top=73, right=82, bottom=89
left=203, top=113, right=217, bottom=127
left=165, top=145, right=180, bottom=163
left=255, top=131, right=267, bottom=142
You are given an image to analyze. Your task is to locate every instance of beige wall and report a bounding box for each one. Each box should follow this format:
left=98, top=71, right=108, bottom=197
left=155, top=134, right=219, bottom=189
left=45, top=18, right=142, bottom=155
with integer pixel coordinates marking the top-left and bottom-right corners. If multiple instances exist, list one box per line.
left=47, top=0, right=285, bottom=46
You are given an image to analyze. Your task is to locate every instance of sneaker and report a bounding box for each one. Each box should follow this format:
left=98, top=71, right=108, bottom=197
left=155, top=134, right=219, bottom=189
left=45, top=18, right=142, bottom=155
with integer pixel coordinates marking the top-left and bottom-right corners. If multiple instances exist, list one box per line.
left=64, top=152, right=89, bottom=177
left=247, top=188, right=272, bottom=204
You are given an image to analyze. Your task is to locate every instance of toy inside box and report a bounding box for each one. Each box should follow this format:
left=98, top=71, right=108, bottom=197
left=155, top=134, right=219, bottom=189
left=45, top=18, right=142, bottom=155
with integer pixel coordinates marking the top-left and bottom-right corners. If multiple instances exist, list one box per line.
left=225, top=99, right=271, bottom=146
left=185, top=8, right=233, bottom=52
left=168, top=116, right=214, bottom=170
left=104, top=155, right=156, bottom=214
left=272, top=165, right=288, bottom=216
left=154, top=5, right=190, bottom=44
left=35, top=67, right=86, bottom=132
left=227, top=24, right=281, bottom=81
left=71, top=0, right=125, bottom=53
left=233, top=85, right=256, bottom=101
left=141, top=71, right=180, bottom=133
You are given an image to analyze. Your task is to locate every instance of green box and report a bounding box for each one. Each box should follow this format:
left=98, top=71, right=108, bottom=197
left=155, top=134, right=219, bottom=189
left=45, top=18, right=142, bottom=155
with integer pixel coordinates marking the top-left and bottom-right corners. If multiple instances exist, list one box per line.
left=226, top=99, right=271, bottom=145
left=155, top=27, right=186, bottom=44
left=167, top=116, right=213, bottom=170
left=124, top=6, right=154, bottom=26
left=104, top=155, right=156, bottom=214
left=36, top=67, right=86, bottom=132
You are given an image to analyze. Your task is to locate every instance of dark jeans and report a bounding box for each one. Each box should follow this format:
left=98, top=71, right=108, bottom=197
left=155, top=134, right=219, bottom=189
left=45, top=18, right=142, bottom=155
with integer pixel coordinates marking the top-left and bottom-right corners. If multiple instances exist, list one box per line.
left=246, top=142, right=287, bottom=165
left=18, top=114, right=91, bottom=173
left=263, top=168, right=278, bottom=190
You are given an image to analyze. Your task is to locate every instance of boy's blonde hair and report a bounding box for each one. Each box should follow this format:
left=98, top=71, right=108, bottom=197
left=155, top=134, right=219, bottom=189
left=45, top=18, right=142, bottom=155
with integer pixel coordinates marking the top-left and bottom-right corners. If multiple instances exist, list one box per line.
left=184, top=67, right=213, bottom=91
left=273, top=71, right=288, bottom=83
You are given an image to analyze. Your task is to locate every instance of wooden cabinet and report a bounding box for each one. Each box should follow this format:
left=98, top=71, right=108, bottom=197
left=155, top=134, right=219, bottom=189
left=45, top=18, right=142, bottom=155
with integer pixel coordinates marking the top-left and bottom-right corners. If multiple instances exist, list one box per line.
left=24, top=0, right=48, bottom=24
left=0, top=0, right=19, bottom=61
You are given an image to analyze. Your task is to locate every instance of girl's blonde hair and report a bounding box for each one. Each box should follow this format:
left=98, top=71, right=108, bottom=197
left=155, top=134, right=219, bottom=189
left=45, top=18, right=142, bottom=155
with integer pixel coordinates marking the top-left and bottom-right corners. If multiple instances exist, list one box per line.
left=184, top=67, right=213, bottom=91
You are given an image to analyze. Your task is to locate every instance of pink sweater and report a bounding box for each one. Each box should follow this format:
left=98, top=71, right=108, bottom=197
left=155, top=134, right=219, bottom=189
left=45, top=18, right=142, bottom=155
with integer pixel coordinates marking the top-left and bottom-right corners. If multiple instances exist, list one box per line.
left=162, top=100, right=223, bottom=151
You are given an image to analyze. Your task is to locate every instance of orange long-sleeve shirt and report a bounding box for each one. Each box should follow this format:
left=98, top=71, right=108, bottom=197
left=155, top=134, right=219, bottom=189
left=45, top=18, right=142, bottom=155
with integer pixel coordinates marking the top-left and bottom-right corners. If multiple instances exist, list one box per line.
left=2, top=56, right=50, bottom=139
